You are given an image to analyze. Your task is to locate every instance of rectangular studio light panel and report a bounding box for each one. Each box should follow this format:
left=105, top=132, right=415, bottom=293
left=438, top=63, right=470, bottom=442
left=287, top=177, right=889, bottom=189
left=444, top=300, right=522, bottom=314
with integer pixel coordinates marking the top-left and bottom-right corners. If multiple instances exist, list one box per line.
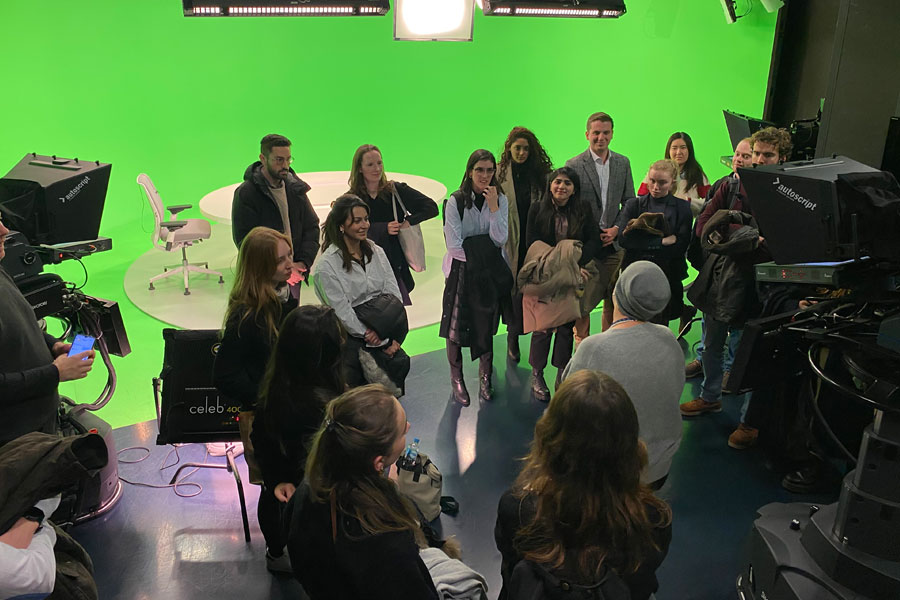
left=182, top=0, right=389, bottom=16
left=393, top=0, right=475, bottom=41
left=483, top=0, right=625, bottom=18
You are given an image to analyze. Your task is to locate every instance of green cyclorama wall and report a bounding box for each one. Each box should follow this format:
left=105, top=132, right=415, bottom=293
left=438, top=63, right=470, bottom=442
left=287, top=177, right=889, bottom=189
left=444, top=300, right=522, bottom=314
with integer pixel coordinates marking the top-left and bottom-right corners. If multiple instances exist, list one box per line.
left=0, top=1, right=777, bottom=428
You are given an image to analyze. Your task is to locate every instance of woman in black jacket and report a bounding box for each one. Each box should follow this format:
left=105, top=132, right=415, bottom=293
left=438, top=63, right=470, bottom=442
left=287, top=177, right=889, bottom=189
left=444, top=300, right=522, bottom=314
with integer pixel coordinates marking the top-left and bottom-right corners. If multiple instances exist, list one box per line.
left=250, top=304, right=345, bottom=573
left=617, top=160, right=692, bottom=325
left=348, top=144, right=439, bottom=305
left=212, top=226, right=296, bottom=571
left=284, top=384, right=438, bottom=599
left=494, top=370, right=672, bottom=600
left=524, top=167, right=602, bottom=401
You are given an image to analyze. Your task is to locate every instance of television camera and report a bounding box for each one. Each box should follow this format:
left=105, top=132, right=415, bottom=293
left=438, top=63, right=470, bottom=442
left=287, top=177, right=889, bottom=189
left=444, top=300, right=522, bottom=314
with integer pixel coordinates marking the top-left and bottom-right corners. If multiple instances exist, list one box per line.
left=725, top=156, right=900, bottom=599
left=0, top=153, right=129, bottom=524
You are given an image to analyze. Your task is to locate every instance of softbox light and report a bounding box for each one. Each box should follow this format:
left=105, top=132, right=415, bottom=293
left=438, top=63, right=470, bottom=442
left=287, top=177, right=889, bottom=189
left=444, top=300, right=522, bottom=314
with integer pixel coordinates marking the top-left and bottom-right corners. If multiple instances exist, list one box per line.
left=394, top=0, right=474, bottom=41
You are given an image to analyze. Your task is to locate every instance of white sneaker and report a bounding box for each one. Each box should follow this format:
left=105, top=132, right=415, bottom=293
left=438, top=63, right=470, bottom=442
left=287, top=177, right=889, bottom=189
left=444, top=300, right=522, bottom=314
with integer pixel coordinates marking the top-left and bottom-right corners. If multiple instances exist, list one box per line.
left=266, top=548, right=292, bottom=574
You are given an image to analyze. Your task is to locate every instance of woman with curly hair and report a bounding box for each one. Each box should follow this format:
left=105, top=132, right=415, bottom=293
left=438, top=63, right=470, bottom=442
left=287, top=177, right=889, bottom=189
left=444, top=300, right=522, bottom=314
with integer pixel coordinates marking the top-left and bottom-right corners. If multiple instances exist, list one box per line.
left=497, top=126, right=553, bottom=363
left=495, top=369, right=672, bottom=600
left=348, top=144, right=439, bottom=305
left=284, top=384, right=439, bottom=599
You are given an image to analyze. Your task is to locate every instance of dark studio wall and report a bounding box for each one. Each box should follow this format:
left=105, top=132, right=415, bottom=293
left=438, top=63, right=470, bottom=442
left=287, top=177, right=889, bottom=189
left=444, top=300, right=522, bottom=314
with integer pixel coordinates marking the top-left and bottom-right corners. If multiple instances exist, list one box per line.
left=766, top=0, right=900, bottom=167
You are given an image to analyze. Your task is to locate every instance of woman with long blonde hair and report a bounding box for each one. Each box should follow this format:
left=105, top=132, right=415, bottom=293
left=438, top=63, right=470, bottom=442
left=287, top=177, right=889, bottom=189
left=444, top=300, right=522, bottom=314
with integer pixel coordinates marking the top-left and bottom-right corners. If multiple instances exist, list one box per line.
left=495, top=370, right=672, bottom=599
left=213, top=225, right=296, bottom=573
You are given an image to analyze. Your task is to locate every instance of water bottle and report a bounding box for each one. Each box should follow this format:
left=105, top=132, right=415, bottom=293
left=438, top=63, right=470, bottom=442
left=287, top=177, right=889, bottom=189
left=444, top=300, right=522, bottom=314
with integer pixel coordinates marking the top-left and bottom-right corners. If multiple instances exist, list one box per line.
left=399, top=444, right=411, bottom=468
left=406, top=438, right=420, bottom=465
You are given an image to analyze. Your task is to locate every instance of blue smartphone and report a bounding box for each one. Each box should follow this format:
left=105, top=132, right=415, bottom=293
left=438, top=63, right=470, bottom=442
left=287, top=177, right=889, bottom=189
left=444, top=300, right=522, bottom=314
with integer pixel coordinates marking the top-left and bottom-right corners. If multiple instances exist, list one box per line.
left=68, top=334, right=95, bottom=359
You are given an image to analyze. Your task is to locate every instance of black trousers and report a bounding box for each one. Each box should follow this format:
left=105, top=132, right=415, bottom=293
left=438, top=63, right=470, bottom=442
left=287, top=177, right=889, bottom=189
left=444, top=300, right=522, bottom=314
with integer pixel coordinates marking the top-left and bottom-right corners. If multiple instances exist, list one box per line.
left=506, top=292, right=524, bottom=337
left=257, top=484, right=285, bottom=553
left=447, top=340, right=492, bottom=378
left=529, top=321, right=575, bottom=371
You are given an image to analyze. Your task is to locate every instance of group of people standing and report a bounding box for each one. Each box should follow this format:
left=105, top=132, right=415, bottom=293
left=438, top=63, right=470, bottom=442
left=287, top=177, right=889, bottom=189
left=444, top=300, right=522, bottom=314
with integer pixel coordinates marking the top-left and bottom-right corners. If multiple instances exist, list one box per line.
left=206, top=119, right=796, bottom=598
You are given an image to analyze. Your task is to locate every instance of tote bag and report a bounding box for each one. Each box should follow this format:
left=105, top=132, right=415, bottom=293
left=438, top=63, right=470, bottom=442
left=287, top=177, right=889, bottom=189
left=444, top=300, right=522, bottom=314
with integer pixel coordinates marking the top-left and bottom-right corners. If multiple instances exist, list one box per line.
left=392, top=187, right=427, bottom=272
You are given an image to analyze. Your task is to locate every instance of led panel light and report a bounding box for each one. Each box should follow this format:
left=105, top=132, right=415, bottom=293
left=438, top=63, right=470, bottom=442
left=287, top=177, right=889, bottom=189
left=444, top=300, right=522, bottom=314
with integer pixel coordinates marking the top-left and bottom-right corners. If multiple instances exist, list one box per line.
left=483, top=0, right=625, bottom=17
left=182, top=0, right=389, bottom=16
left=394, top=0, right=474, bottom=41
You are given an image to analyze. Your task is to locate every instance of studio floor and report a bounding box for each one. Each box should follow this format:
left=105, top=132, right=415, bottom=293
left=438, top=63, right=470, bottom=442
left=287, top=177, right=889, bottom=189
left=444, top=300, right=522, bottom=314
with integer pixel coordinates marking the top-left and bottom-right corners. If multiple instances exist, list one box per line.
left=70, top=332, right=837, bottom=600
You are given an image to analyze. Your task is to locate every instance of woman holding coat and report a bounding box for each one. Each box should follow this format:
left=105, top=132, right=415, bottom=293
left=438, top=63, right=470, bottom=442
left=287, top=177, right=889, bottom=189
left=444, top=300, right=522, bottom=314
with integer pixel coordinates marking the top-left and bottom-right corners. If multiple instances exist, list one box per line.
left=523, top=166, right=602, bottom=402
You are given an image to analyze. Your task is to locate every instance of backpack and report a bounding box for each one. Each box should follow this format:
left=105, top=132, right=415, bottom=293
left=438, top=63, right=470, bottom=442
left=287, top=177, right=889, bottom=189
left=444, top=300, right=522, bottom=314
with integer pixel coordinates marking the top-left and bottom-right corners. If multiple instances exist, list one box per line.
left=508, top=559, right=632, bottom=600
left=441, top=192, right=467, bottom=225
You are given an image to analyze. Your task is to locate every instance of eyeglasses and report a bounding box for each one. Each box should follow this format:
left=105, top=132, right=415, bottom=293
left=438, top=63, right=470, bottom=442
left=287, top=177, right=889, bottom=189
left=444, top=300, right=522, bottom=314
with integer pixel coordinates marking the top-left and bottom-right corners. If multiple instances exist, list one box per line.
left=473, top=167, right=495, bottom=175
left=271, top=156, right=294, bottom=165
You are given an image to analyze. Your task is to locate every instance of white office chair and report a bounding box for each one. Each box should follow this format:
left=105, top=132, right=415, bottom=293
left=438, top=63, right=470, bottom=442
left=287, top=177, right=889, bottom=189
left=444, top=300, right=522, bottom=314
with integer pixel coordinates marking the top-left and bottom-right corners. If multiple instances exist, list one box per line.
left=137, top=173, right=224, bottom=295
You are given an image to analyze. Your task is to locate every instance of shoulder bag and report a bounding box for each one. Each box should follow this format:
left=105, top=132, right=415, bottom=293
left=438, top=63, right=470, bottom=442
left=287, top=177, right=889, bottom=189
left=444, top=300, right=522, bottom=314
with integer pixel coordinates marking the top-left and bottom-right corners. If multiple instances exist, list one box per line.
left=392, top=186, right=427, bottom=273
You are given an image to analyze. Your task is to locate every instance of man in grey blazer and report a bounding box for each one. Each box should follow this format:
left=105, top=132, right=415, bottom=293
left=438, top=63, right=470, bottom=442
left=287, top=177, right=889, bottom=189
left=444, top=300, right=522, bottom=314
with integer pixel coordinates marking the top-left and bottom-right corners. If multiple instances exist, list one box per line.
left=565, top=111, right=636, bottom=337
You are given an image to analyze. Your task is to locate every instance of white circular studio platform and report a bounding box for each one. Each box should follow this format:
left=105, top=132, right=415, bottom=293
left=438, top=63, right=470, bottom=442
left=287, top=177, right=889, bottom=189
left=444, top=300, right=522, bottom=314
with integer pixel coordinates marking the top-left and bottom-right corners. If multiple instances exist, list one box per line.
left=124, top=171, right=448, bottom=331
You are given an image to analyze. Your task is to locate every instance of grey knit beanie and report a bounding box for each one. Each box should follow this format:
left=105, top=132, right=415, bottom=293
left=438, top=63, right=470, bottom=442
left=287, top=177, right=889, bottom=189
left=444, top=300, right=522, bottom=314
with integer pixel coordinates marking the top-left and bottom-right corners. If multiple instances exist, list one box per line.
left=614, top=261, right=670, bottom=321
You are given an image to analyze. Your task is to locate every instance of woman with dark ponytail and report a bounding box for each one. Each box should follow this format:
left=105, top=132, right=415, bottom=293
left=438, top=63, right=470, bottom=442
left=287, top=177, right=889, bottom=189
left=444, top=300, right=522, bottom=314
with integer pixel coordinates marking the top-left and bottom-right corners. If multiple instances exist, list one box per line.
left=284, top=384, right=438, bottom=599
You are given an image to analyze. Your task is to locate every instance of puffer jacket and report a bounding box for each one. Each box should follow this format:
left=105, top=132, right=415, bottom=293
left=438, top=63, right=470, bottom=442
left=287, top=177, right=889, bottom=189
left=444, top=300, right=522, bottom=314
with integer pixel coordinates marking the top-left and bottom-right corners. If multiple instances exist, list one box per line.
left=687, top=210, right=761, bottom=326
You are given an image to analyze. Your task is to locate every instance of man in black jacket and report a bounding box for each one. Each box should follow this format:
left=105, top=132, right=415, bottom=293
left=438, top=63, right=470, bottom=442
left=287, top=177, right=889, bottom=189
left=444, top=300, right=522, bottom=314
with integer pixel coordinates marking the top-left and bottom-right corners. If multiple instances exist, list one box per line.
left=0, top=218, right=95, bottom=446
left=680, top=127, right=792, bottom=451
left=232, top=134, right=320, bottom=288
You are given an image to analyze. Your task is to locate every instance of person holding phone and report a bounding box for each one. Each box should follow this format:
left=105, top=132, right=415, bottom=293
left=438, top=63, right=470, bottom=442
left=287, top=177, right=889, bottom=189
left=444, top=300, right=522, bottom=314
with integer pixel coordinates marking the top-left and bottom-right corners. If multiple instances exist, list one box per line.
left=0, top=217, right=95, bottom=446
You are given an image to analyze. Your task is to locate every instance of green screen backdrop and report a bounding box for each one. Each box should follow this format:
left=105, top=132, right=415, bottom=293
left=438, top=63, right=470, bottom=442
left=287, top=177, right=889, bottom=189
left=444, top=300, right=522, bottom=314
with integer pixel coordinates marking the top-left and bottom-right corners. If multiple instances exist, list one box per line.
left=0, top=1, right=777, bottom=428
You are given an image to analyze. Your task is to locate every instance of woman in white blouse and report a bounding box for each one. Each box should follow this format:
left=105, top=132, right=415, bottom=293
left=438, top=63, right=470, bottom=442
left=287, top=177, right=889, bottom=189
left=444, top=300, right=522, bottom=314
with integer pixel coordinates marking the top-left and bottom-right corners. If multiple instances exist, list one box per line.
left=312, top=195, right=405, bottom=389
left=439, top=149, right=510, bottom=406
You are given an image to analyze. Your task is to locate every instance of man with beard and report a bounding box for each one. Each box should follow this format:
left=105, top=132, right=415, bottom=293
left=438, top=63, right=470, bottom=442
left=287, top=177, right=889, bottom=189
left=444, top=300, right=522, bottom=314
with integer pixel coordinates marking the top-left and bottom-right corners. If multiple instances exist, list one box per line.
left=232, top=134, right=320, bottom=289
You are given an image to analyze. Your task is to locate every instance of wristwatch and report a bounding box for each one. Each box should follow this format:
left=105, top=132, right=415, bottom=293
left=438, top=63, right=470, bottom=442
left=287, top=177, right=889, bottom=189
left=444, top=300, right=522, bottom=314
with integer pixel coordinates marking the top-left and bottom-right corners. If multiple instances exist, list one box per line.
left=22, top=506, right=45, bottom=531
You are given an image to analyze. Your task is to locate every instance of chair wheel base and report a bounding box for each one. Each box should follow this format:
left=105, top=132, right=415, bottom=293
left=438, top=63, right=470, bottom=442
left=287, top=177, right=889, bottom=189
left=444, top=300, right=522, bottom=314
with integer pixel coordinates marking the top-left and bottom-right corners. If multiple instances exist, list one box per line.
left=148, top=283, right=155, bottom=291
left=184, top=289, right=191, bottom=296
left=218, top=277, right=224, bottom=284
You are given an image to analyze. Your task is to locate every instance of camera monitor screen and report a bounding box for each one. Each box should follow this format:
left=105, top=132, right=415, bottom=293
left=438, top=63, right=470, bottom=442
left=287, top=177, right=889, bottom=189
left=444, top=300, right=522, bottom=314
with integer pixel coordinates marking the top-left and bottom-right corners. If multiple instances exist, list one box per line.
left=739, top=156, right=879, bottom=264
left=723, top=110, right=775, bottom=149
left=0, top=154, right=111, bottom=245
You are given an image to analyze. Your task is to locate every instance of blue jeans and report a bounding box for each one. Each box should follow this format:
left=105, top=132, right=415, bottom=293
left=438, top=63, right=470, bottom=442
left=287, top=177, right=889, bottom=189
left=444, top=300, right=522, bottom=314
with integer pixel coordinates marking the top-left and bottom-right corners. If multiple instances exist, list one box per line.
left=696, top=316, right=741, bottom=371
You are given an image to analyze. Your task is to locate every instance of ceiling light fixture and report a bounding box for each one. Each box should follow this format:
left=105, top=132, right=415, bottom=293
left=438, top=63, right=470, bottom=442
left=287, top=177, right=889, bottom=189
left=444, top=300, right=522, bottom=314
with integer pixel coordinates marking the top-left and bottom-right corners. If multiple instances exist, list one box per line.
left=182, top=0, right=389, bottom=16
left=482, top=0, right=625, bottom=18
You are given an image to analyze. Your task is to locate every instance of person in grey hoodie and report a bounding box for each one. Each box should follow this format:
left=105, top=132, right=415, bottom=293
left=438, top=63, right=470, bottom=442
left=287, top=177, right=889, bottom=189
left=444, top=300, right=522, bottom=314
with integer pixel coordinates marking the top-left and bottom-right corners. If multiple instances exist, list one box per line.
left=563, top=261, right=684, bottom=488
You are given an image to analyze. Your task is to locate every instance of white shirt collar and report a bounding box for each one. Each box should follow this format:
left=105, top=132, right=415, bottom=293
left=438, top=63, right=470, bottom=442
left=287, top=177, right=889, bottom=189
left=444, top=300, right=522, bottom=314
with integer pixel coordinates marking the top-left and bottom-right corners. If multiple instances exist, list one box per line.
left=589, top=148, right=610, bottom=165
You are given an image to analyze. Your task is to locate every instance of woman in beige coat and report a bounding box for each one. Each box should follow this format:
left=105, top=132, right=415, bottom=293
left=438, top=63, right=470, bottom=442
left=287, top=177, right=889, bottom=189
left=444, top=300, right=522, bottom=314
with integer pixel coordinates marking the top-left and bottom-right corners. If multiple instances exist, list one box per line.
left=496, top=126, right=553, bottom=363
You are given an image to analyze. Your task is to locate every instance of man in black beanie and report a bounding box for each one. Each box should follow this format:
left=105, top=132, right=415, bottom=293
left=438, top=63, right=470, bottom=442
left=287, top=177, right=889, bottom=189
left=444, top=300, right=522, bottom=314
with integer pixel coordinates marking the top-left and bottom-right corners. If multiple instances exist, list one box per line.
left=563, top=261, right=685, bottom=487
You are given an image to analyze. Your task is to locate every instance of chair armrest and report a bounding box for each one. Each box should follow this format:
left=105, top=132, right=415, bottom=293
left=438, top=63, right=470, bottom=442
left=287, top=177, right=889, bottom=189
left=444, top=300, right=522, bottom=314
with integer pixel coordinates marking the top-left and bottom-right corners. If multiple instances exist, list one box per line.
left=167, top=204, right=192, bottom=216
left=161, top=220, right=188, bottom=230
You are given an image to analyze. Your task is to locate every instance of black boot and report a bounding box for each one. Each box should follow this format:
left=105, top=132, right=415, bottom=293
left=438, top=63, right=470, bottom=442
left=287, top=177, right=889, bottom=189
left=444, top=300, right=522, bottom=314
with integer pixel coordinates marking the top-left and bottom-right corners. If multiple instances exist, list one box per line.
left=447, top=341, right=470, bottom=406
left=507, top=335, right=520, bottom=363
left=532, top=369, right=550, bottom=403
left=451, top=374, right=470, bottom=407
left=479, top=353, right=494, bottom=401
